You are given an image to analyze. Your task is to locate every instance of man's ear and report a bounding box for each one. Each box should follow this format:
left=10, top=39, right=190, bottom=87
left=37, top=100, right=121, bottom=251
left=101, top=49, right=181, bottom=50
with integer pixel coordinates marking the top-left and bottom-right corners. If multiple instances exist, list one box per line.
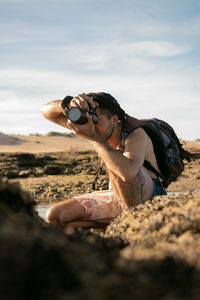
left=112, top=114, right=119, bottom=125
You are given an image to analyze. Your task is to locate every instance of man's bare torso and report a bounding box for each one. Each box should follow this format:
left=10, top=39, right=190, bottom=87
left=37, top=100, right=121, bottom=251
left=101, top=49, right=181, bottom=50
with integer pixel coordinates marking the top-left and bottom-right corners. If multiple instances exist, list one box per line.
left=118, top=127, right=160, bottom=179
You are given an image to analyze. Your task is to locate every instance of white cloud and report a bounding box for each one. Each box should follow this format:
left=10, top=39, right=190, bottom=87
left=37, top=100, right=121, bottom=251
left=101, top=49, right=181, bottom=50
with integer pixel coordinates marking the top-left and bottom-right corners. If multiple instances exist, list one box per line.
left=128, top=41, right=189, bottom=57
left=0, top=66, right=194, bottom=94
left=46, top=41, right=190, bottom=74
left=0, top=20, right=64, bottom=45
left=57, top=40, right=190, bottom=62
left=0, top=67, right=199, bottom=139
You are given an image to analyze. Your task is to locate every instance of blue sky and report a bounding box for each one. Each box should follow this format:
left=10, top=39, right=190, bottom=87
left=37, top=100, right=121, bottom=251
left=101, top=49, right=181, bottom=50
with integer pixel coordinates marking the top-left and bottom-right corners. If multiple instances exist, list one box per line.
left=0, top=0, right=199, bottom=140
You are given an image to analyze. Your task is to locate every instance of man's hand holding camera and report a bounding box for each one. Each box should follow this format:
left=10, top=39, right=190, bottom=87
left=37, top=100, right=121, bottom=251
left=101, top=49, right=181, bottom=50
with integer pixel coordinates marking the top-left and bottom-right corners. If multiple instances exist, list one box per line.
left=66, top=93, right=100, bottom=141
left=69, top=93, right=98, bottom=111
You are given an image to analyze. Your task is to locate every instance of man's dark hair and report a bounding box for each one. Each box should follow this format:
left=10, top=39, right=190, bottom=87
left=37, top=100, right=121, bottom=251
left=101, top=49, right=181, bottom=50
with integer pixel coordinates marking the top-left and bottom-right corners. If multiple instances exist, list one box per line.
left=87, top=92, right=125, bottom=121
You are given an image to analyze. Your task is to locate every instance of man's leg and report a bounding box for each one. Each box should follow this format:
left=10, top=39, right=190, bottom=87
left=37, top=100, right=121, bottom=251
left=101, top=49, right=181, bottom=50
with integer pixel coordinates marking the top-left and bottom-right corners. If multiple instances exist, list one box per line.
left=46, top=188, right=124, bottom=229
left=46, top=197, right=89, bottom=228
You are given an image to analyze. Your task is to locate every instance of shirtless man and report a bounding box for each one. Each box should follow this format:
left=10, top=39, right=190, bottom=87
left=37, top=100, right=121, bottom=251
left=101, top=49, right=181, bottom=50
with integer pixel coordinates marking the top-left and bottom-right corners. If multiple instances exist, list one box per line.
left=41, top=92, right=166, bottom=229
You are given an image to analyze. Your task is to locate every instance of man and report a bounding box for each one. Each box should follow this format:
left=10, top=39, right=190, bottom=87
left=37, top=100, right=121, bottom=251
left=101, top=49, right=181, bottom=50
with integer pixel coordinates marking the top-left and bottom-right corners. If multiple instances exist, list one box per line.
left=41, top=92, right=166, bottom=229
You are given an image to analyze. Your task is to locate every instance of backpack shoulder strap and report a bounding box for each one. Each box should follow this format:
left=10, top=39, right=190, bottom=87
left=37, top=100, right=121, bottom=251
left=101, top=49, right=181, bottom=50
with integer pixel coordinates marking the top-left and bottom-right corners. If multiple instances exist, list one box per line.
left=143, top=160, right=167, bottom=182
left=119, top=115, right=146, bottom=150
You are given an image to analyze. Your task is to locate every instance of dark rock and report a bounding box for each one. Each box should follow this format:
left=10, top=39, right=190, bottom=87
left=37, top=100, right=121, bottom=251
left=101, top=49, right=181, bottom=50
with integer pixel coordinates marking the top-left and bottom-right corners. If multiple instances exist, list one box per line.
left=44, top=165, right=64, bottom=175
left=0, top=180, right=36, bottom=216
left=17, top=153, right=47, bottom=168
left=3, top=170, right=19, bottom=179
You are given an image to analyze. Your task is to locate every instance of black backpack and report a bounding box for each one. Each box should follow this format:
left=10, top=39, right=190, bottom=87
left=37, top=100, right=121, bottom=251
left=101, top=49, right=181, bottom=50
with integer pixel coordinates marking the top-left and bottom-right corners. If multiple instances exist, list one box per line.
left=120, top=117, right=191, bottom=187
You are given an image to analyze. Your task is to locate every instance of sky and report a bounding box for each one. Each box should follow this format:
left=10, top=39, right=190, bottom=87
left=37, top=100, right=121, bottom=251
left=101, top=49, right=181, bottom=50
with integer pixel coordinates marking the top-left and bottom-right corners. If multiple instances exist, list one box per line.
left=0, top=0, right=200, bottom=140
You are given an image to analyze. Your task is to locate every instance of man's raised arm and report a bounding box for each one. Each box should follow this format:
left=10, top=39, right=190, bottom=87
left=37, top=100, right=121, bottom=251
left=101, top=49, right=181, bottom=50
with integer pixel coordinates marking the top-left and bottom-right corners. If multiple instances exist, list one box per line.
left=40, top=100, right=70, bottom=129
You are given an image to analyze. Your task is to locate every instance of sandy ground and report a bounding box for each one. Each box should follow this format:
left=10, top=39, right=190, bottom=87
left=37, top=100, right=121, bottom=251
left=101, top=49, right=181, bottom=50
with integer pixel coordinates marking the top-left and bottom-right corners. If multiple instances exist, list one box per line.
left=1, top=131, right=199, bottom=155
left=0, top=132, right=93, bottom=153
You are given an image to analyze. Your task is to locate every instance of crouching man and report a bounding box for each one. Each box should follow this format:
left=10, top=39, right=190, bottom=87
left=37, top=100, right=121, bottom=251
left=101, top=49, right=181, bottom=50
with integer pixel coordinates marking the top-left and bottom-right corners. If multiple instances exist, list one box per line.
left=40, top=92, right=166, bottom=229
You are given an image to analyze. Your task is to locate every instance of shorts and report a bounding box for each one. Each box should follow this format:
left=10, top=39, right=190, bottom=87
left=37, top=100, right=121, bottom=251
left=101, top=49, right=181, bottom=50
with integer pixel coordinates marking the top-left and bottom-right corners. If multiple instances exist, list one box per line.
left=74, top=168, right=166, bottom=223
left=75, top=190, right=122, bottom=223
left=151, top=178, right=167, bottom=200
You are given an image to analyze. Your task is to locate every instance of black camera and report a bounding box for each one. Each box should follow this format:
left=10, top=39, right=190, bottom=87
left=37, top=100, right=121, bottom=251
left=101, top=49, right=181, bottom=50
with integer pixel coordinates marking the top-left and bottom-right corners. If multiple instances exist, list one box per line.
left=67, top=103, right=98, bottom=125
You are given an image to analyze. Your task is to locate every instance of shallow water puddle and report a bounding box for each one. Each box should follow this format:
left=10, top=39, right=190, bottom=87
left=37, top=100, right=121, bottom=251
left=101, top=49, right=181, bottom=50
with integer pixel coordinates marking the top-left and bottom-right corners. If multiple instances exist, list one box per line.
left=36, top=204, right=52, bottom=220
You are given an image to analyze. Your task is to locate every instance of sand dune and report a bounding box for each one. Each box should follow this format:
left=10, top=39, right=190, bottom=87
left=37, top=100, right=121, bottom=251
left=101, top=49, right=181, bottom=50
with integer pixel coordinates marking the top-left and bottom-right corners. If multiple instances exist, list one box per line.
left=0, top=132, right=93, bottom=153
left=0, top=132, right=25, bottom=146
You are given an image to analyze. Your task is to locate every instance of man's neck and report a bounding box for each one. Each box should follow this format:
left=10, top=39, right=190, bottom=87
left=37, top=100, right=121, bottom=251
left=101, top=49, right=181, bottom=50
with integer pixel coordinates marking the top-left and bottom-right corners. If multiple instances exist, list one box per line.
left=107, top=123, right=122, bottom=149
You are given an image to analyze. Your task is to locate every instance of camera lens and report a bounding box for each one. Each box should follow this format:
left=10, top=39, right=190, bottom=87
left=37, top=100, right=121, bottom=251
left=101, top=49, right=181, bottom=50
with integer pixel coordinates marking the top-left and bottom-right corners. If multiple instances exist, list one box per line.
left=68, top=107, right=87, bottom=124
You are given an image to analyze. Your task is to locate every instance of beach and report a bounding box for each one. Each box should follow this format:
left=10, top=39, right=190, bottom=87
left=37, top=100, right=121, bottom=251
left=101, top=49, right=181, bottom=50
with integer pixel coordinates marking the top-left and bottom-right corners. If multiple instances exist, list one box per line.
left=0, top=132, right=200, bottom=299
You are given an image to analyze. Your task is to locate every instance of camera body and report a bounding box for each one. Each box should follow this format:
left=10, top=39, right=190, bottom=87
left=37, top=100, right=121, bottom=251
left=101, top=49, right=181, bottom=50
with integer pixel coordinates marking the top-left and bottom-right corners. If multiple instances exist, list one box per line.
left=67, top=103, right=98, bottom=125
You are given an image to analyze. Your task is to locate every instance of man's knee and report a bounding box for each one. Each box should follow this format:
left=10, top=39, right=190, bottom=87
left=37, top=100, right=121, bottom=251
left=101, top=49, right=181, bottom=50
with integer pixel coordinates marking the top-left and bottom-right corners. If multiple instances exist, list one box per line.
left=46, top=204, right=71, bottom=228
left=46, top=205, right=61, bottom=226
left=45, top=198, right=86, bottom=227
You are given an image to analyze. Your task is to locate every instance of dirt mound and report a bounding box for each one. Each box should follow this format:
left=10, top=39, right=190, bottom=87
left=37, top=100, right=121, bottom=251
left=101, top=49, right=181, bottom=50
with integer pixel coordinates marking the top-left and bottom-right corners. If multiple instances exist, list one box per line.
left=0, top=132, right=23, bottom=145
left=1, top=142, right=200, bottom=299
left=0, top=180, right=121, bottom=300
left=1, top=180, right=200, bottom=299
left=105, top=190, right=200, bottom=268
left=0, top=180, right=36, bottom=216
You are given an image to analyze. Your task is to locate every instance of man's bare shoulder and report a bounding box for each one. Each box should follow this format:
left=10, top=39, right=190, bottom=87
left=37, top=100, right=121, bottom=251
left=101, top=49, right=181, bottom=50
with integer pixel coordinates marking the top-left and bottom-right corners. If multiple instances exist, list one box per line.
left=125, top=126, right=159, bottom=174
left=124, top=127, right=148, bottom=146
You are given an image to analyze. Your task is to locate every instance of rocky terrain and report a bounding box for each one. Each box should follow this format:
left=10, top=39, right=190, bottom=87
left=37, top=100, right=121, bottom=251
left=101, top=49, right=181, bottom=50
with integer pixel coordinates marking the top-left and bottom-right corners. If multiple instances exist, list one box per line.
left=0, top=151, right=108, bottom=203
left=0, top=140, right=199, bottom=204
left=0, top=139, right=200, bottom=299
